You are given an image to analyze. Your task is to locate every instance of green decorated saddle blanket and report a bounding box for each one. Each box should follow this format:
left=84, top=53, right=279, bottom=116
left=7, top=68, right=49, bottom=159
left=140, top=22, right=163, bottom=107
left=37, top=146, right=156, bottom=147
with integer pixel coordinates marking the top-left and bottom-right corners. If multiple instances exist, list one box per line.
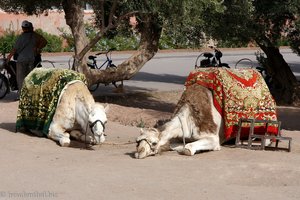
left=16, top=68, right=87, bottom=136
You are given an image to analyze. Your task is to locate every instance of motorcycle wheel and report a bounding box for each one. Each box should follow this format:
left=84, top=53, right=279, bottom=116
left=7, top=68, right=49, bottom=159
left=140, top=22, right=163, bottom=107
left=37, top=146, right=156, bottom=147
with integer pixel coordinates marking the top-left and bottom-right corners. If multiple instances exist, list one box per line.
left=0, top=74, right=9, bottom=99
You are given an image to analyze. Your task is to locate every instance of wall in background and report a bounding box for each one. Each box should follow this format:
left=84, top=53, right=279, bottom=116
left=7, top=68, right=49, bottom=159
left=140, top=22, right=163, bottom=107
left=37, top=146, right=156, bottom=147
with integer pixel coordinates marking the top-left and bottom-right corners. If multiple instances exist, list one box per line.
left=0, top=9, right=93, bottom=36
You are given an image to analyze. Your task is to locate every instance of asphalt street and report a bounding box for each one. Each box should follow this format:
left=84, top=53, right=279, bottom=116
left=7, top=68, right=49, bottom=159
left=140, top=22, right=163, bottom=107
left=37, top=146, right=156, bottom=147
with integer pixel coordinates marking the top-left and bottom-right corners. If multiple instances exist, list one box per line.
left=42, top=48, right=300, bottom=93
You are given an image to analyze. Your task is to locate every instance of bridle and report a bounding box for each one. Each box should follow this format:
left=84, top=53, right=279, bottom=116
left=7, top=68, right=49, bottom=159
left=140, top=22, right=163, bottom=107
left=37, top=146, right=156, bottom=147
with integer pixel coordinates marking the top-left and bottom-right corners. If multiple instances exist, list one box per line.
left=89, top=119, right=106, bottom=134
left=84, top=119, right=106, bottom=147
left=136, top=138, right=157, bottom=152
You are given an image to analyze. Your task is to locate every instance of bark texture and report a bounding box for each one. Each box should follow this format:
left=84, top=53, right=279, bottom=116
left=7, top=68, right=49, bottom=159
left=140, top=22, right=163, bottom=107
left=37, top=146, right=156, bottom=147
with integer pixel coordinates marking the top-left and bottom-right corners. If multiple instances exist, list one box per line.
left=257, top=40, right=300, bottom=105
left=86, top=13, right=162, bottom=86
left=62, top=0, right=162, bottom=87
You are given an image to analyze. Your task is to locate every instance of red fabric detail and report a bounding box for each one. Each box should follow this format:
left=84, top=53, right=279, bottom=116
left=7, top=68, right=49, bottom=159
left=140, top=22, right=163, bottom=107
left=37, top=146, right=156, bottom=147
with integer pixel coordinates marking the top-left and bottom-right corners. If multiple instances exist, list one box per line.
left=226, top=69, right=258, bottom=87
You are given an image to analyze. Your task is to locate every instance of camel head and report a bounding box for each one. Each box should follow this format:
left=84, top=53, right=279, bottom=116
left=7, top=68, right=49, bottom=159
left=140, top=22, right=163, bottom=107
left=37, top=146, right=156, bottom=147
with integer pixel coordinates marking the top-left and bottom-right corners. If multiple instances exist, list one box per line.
left=135, top=128, right=160, bottom=159
left=88, top=103, right=109, bottom=144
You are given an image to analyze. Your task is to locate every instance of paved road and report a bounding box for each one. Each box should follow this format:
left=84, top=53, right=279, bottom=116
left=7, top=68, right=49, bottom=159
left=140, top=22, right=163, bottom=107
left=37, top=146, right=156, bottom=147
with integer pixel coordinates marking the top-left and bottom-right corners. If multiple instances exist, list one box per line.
left=43, top=48, right=300, bottom=93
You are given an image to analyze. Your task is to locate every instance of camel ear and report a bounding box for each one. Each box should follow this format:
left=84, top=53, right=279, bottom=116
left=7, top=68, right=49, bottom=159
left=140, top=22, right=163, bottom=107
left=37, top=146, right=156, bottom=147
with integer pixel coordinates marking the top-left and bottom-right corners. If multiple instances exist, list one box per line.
left=140, top=128, right=144, bottom=134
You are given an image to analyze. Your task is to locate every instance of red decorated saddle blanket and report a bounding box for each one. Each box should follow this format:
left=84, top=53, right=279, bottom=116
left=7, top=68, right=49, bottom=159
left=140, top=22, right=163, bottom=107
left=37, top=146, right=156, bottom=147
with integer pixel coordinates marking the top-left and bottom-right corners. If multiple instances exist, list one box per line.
left=185, top=68, right=278, bottom=140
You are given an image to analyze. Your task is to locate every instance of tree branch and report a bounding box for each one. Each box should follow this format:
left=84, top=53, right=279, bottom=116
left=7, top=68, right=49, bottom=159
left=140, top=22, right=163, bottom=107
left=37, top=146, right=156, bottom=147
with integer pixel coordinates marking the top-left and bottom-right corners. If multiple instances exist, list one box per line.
left=108, top=0, right=118, bottom=27
left=77, top=10, right=140, bottom=61
left=100, top=0, right=105, bottom=31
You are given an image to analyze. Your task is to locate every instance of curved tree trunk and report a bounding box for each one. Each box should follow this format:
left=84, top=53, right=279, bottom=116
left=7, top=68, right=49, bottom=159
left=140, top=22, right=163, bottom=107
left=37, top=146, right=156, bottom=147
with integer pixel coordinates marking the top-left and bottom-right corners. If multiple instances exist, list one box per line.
left=62, top=1, right=162, bottom=88
left=84, top=13, right=162, bottom=86
left=257, top=41, right=299, bottom=104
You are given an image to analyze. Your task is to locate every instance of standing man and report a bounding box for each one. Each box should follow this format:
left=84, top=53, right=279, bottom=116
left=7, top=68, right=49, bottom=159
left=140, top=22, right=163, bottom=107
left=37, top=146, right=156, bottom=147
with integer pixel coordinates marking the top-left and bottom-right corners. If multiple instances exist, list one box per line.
left=6, top=20, right=47, bottom=99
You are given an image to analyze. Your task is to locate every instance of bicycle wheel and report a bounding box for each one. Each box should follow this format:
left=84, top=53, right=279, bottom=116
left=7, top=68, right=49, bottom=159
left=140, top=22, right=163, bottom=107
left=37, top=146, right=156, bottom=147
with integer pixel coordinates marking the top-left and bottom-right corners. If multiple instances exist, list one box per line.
left=39, top=60, right=56, bottom=68
left=234, top=58, right=254, bottom=69
left=0, top=74, right=9, bottom=99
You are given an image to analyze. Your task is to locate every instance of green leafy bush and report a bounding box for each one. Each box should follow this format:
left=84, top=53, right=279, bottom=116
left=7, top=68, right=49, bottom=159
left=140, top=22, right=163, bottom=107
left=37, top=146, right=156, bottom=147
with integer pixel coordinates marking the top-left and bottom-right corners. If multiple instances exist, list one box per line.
left=35, top=29, right=63, bottom=52
left=0, top=30, right=18, bottom=55
left=0, top=28, right=63, bottom=54
left=59, top=23, right=140, bottom=52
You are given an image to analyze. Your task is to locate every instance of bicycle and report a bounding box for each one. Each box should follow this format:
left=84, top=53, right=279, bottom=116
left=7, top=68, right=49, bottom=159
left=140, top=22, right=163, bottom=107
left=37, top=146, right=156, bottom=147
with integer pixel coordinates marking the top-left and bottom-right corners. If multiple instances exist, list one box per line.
left=195, top=46, right=230, bottom=69
left=35, top=60, right=56, bottom=68
left=86, top=49, right=122, bottom=92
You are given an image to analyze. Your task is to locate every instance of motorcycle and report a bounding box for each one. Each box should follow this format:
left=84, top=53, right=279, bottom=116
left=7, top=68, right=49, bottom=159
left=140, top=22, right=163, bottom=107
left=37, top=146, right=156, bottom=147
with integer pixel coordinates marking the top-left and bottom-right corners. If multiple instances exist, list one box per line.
left=195, top=46, right=230, bottom=68
left=0, top=56, right=18, bottom=99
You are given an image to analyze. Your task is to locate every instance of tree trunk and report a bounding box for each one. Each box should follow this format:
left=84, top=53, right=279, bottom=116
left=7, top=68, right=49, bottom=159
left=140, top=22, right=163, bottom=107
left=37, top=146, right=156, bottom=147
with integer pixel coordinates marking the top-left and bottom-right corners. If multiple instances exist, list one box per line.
left=62, top=2, right=162, bottom=88
left=85, top=13, right=162, bottom=86
left=257, top=42, right=299, bottom=105
left=62, top=0, right=89, bottom=72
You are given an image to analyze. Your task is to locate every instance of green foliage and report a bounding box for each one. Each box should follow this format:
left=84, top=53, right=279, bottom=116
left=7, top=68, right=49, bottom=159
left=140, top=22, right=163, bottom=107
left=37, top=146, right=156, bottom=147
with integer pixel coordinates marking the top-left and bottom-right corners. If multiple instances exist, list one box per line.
left=35, top=29, right=63, bottom=52
left=255, top=50, right=268, bottom=69
left=59, top=23, right=140, bottom=51
left=159, top=33, right=177, bottom=49
left=92, top=35, right=139, bottom=51
left=204, top=0, right=300, bottom=49
left=2, top=0, right=299, bottom=53
left=0, top=0, right=243, bottom=52
left=135, top=118, right=145, bottom=128
left=158, top=0, right=226, bottom=48
left=0, top=0, right=62, bottom=15
left=287, top=20, right=300, bottom=56
left=57, top=27, right=74, bottom=52
left=0, top=28, right=63, bottom=53
left=217, top=40, right=249, bottom=48
left=0, top=29, right=18, bottom=55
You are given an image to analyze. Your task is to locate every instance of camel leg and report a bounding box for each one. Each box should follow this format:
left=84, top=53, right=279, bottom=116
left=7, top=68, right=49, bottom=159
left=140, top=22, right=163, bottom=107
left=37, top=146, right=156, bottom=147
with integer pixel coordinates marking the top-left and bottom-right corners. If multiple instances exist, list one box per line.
left=70, top=130, right=97, bottom=144
left=69, top=130, right=82, bottom=140
left=48, top=123, right=71, bottom=147
left=180, top=135, right=221, bottom=156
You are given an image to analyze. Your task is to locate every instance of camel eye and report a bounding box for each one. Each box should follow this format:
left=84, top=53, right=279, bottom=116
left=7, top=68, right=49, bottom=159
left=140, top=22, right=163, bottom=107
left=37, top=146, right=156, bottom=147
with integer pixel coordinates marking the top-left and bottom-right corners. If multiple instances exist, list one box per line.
left=152, top=142, right=157, bottom=146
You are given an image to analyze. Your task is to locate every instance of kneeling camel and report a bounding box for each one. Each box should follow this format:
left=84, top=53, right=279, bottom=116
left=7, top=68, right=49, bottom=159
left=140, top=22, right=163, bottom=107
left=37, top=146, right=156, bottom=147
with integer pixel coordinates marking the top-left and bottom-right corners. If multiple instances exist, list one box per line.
left=135, top=68, right=278, bottom=158
left=16, top=68, right=108, bottom=147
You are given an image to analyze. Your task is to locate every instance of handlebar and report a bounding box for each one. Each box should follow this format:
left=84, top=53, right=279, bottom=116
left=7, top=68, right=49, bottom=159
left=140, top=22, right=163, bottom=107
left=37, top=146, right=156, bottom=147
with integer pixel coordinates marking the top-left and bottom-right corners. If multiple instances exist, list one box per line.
left=88, top=49, right=115, bottom=61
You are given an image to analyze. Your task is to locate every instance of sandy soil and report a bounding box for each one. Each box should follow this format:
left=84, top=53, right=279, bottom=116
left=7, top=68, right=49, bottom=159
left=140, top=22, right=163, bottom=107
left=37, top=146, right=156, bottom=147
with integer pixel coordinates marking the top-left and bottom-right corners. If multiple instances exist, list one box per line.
left=1, top=90, right=300, bottom=200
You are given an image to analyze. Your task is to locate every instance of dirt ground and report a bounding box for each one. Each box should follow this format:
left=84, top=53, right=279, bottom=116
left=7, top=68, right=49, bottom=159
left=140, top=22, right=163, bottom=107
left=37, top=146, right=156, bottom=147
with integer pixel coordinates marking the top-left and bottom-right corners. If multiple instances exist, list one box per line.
left=1, top=90, right=300, bottom=200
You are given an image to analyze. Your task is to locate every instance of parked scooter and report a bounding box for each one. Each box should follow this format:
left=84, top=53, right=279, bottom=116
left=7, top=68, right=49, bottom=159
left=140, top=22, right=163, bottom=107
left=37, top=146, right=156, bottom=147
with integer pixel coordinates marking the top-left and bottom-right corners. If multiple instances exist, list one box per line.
left=0, top=54, right=18, bottom=99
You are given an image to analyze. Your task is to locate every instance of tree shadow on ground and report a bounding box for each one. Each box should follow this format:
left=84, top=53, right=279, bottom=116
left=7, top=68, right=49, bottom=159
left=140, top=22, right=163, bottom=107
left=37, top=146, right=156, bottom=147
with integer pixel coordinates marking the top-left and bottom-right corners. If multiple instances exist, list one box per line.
left=0, top=122, right=100, bottom=149
left=0, top=122, right=16, bottom=132
left=277, top=107, right=300, bottom=131
left=94, top=90, right=182, bottom=113
left=131, top=72, right=187, bottom=84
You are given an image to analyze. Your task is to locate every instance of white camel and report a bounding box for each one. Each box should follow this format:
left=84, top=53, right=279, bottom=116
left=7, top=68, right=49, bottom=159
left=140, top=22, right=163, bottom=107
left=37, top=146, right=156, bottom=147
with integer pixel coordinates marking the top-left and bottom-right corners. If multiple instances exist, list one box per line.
left=135, top=84, right=223, bottom=158
left=48, top=81, right=109, bottom=147
left=16, top=68, right=109, bottom=147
